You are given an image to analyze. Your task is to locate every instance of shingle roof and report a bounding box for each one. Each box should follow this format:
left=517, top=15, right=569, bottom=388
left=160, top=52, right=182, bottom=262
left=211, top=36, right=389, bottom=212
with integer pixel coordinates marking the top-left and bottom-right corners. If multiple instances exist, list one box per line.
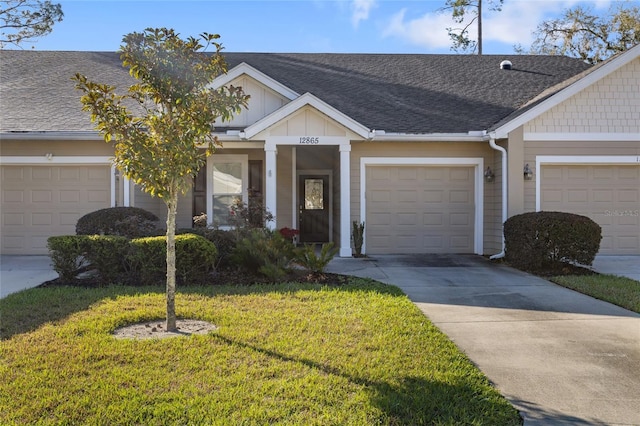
left=0, top=50, right=592, bottom=135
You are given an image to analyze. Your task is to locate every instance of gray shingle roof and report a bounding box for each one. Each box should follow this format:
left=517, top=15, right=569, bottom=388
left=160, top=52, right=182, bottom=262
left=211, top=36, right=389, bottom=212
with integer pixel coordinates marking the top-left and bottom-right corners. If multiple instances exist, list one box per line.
left=0, top=50, right=592, bottom=134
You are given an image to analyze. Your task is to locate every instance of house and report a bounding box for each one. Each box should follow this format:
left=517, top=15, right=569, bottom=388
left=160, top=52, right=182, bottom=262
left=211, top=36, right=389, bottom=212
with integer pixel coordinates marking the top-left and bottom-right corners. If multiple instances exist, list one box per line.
left=1, top=46, right=639, bottom=256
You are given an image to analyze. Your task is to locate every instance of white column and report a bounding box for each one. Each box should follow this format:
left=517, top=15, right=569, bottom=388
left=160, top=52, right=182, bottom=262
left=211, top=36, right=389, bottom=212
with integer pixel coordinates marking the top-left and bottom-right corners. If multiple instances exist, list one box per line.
left=110, top=164, right=117, bottom=207
left=123, top=177, right=131, bottom=207
left=339, top=143, right=352, bottom=257
left=265, top=143, right=277, bottom=230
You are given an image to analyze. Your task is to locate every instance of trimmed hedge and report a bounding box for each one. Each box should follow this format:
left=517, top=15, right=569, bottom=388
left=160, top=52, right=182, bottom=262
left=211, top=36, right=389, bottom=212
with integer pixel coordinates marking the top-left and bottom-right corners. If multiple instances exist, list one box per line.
left=47, top=235, right=90, bottom=283
left=76, top=207, right=159, bottom=238
left=128, top=234, right=218, bottom=285
left=504, top=211, right=602, bottom=271
left=47, top=233, right=216, bottom=285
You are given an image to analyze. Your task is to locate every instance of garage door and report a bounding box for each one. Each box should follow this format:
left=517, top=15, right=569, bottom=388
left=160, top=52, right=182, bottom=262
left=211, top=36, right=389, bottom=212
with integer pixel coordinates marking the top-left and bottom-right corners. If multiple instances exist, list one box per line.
left=1, top=165, right=111, bottom=255
left=541, top=165, right=640, bottom=255
left=366, top=165, right=475, bottom=254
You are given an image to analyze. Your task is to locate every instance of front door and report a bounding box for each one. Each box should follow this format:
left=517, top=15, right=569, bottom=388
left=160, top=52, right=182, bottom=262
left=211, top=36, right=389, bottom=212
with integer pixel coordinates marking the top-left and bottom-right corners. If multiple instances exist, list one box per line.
left=299, top=174, right=330, bottom=243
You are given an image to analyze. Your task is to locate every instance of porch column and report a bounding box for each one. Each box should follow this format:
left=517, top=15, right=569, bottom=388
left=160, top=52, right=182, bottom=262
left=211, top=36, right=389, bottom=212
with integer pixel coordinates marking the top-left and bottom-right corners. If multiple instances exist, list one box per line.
left=339, top=143, right=352, bottom=257
left=265, top=143, right=277, bottom=230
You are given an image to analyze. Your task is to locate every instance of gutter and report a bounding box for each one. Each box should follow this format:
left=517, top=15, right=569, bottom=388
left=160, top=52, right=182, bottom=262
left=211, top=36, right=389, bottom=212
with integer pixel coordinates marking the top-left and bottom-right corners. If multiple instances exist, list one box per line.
left=488, top=133, right=507, bottom=260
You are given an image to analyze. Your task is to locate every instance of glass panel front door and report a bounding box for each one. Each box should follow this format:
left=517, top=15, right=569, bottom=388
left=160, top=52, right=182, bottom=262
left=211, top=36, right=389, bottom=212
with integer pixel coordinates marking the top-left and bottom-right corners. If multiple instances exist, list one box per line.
left=299, top=175, right=330, bottom=242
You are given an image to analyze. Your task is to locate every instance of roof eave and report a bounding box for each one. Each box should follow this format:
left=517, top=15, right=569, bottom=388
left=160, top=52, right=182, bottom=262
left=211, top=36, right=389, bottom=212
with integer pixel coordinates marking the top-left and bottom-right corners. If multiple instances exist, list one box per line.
left=0, top=131, right=104, bottom=141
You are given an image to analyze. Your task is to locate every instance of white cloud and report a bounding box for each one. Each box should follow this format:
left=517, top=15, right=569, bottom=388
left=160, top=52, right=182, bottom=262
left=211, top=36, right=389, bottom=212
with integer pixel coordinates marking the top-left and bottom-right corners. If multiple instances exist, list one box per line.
left=351, top=0, right=377, bottom=28
left=380, top=1, right=617, bottom=51
left=382, top=8, right=453, bottom=49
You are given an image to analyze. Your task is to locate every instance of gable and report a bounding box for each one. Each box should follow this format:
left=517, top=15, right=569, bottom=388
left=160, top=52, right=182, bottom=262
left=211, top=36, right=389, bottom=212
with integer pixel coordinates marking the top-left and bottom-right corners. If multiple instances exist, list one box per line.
left=525, top=57, right=640, bottom=135
left=266, top=106, right=352, bottom=138
left=222, top=75, right=290, bottom=128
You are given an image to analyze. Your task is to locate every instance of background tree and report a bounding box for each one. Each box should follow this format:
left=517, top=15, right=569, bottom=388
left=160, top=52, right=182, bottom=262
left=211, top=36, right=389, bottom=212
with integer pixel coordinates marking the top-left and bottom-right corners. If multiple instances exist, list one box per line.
left=518, top=3, right=640, bottom=64
left=440, top=0, right=504, bottom=54
left=0, top=0, right=63, bottom=47
left=73, top=28, right=249, bottom=331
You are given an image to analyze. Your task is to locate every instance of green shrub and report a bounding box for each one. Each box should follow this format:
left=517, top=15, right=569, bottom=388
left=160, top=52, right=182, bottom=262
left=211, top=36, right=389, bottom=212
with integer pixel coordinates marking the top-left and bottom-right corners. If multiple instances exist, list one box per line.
left=179, top=228, right=236, bottom=270
left=76, top=207, right=159, bottom=238
left=128, top=234, right=218, bottom=285
left=352, top=221, right=365, bottom=257
left=504, top=211, right=602, bottom=271
left=231, top=229, right=295, bottom=279
left=83, top=235, right=130, bottom=283
left=47, top=235, right=89, bottom=282
left=295, top=242, right=339, bottom=273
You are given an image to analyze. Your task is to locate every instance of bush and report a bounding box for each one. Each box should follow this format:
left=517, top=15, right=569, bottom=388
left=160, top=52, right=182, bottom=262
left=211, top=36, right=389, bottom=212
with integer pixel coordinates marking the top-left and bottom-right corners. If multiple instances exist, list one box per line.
left=47, top=235, right=89, bottom=282
left=179, top=228, right=237, bottom=270
left=504, top=211, right=602, bottom=271
left=76, top=207, right=159, bottom=238
left=352, top=221, right=365, bottom=257
left=295, top=243, right=339, bottom=273
left=128, top=234, right=218, bottom=285
left=231, top=229, right=295, bottom=279
left=83, top=235, right=130, bottom=283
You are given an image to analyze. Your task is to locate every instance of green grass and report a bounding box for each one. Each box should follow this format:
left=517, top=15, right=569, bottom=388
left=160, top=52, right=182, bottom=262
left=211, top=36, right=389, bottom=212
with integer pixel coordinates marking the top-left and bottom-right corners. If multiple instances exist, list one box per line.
left=550, top=274, right=640, bottom=313
left=0, top=279, right=521, bottom=425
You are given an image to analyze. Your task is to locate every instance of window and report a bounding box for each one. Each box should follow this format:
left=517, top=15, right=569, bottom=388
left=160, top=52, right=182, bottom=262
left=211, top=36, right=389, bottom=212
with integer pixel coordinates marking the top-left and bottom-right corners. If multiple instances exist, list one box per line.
left=207, top=155, right=248, bottom=228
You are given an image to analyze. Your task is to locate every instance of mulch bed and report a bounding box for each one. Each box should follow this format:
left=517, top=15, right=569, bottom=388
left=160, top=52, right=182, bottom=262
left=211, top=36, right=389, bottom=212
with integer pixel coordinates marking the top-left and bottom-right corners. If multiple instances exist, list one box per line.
left=39, top=267, right=350, bottom=289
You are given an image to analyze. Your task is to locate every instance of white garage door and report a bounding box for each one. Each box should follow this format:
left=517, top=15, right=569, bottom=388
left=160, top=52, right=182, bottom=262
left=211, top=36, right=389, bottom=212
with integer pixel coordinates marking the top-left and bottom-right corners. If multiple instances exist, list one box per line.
left=366, top=165, right=475, bottom=254
left=541, top=165, right=640, bottom=255
left=1, top=165, right=111, bottom=255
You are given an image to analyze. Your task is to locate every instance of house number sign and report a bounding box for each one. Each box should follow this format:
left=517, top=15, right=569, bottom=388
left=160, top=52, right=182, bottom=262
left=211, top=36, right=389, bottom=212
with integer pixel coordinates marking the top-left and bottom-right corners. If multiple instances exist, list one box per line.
left=299, top=137, right=320, bottom=144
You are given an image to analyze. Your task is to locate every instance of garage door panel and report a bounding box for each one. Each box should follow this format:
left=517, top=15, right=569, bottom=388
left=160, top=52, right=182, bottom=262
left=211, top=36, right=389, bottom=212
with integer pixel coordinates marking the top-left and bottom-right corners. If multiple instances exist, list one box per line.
left=1, top=165, right=111, bottom=255
left=367, top=165, right=475, bottom=254
left=541, top=165, right=640, bottom=255
left=423, top=190, right=443, bottom=203
left=32, top=190, right=53, bottom=202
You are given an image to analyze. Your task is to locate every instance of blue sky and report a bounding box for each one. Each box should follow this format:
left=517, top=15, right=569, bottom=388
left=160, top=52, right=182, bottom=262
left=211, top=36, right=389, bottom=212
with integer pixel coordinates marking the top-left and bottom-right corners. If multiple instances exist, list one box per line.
left=14, top=0, right=636, bottom=54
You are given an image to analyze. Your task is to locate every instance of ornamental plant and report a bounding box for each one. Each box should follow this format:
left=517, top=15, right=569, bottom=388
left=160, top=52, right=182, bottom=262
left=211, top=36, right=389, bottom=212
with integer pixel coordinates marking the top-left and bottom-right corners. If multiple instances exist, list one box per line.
left=73, top=28, right=249, bottom=331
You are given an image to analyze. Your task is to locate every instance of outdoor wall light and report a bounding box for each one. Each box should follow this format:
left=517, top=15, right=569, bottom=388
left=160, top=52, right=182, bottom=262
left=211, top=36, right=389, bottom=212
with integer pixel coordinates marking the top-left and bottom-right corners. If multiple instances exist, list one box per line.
left=45, top=153, right=53, bottom=160
left=484, top=166, right=495, bottom=183
left=524, top=163, right=533, bottom=180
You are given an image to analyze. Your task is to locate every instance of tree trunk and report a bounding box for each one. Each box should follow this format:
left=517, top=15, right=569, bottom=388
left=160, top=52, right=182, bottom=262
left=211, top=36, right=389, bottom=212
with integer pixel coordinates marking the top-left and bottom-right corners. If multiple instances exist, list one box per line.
left=165, top=191, right=178, bottom=332
left=477, top=0, right=483, bottom=55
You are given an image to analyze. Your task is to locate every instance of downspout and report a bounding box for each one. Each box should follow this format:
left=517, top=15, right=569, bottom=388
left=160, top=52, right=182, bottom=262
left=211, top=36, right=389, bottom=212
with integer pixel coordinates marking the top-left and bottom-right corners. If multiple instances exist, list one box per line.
left=489, top=133, right=507, bottom=260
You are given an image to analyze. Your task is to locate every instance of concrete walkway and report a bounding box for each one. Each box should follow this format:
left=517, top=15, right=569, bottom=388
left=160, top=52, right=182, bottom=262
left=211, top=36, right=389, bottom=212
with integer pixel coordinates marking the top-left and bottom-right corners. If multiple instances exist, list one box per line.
left=327, top=255, right=640, bottom=426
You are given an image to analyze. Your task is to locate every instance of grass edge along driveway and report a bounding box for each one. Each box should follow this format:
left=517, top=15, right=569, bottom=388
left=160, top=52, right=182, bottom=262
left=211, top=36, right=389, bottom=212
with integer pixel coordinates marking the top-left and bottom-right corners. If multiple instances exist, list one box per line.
left=1, top=279, right=521, bottom=425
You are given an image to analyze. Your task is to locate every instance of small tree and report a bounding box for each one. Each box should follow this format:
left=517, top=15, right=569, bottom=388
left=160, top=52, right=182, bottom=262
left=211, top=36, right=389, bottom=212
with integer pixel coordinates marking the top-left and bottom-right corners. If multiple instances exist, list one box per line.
left=0, top=0, right=63, bottom=47
left=74, top=28, right=249, bottom=331
left=518, top=4, right=640, bottom=64
left=440, top=0, right=504, bottom=54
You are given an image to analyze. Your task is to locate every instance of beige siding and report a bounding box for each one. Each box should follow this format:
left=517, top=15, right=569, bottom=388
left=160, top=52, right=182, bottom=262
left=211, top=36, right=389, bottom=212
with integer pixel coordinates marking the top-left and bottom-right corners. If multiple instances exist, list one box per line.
left=132, top=186, right=193, bottom=229
left=0, top=139, right=115, bottom=156
left=526, top=57, right=640, bottom=134
left=1, top=165, right=111, bottom=254
left=269, top=106, right=348, bottom=137
left=275, top=146, right=294, bottom=229
left=223, top=76, right=288, bottom=128
left=350, top=141, right=501, bottom=255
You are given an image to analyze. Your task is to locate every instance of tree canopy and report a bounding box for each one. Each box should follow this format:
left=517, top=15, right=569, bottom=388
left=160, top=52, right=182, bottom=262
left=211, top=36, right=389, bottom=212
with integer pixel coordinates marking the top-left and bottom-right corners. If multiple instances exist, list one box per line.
left=441, top=0, right=504, bottom=54
left=519, top=3, right=640, bottom=64
left=0, top=0, right=63, bottom=47
left=74, top=28, right=249, bottom=330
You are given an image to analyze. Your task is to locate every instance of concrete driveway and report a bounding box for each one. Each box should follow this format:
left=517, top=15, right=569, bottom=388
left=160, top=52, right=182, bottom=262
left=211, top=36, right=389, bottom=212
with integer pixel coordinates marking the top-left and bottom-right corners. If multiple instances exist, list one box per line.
left=2, top=253, right=639, bottom=424
left=0, top=255, right=57, bottom=299
left=327, top=254, right=640, bottom=426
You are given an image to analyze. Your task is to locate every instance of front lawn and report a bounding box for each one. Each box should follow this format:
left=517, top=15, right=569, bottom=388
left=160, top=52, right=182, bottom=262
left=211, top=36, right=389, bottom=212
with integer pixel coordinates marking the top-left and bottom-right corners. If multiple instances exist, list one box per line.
left=0, top=279, right=521, bottom=425
left=550, top=274, right=640, bottom=313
